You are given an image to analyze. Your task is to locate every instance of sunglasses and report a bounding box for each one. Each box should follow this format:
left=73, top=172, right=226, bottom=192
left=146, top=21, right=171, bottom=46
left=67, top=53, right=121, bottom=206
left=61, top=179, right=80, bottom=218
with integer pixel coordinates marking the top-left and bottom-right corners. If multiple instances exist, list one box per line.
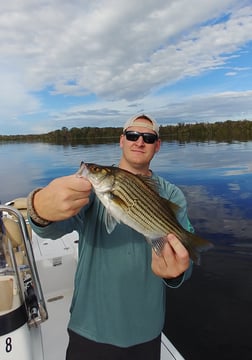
left=124, top=131, right=158, bottom=144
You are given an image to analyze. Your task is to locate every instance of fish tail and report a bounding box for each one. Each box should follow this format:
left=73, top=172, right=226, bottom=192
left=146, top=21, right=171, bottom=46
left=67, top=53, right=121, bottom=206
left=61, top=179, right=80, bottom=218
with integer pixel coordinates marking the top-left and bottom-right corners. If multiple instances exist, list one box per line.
left=149, top=233, right=213, bottom=265
left=183, top=232, right=213, bottom=265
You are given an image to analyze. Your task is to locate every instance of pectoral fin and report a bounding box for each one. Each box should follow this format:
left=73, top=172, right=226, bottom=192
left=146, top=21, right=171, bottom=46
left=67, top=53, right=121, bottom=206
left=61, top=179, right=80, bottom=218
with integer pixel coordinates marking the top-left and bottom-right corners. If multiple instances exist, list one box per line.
left=104, top=210, right=120, bottom=234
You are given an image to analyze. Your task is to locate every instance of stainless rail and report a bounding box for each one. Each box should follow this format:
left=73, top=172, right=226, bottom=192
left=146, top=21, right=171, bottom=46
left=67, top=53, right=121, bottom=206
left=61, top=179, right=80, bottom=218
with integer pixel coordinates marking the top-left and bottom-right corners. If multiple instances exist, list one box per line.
left=0, top=205, right=48, bottom=326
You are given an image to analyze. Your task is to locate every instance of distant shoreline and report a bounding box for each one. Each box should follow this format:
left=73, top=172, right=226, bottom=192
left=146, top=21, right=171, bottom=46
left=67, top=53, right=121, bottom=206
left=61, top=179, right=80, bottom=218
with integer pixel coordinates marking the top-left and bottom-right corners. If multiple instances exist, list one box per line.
left=1, top=119, right=251, bottom=143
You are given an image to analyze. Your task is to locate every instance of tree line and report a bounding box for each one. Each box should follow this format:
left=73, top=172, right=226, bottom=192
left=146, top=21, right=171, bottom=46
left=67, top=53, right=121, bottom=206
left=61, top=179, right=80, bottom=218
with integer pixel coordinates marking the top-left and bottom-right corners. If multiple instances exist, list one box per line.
left=1, top=119, right=252, bottom=144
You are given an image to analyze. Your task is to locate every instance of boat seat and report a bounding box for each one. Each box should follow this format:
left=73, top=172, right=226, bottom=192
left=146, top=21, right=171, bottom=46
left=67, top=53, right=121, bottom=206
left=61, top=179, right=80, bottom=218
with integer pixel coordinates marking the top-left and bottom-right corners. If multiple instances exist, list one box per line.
left=2, top=198, right=31, bottom=259
left=0, top=276, right=14, bottom=312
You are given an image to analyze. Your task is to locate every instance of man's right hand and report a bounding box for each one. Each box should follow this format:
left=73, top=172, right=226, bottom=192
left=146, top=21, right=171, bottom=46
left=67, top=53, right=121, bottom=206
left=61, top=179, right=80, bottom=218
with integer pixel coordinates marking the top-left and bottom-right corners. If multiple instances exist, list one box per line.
left=33, top=175, right=92, bottom=222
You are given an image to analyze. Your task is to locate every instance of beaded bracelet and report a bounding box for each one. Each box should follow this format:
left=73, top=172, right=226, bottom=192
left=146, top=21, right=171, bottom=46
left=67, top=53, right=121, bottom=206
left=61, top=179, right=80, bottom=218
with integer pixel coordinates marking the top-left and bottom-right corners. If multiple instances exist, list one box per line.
left=27, top=188, right=51, bottom=227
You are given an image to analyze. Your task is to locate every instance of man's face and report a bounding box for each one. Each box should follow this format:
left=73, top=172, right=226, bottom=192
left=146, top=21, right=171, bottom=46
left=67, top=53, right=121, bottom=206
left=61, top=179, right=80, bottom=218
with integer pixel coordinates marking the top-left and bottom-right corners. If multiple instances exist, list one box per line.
left=120, top=118, right=161, bottom=169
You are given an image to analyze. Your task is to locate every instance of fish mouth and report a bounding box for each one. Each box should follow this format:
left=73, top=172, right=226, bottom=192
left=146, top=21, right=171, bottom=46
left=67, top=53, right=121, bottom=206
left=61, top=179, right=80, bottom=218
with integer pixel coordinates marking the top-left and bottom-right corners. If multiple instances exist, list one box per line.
left=76, top=161, right=89, bottom=177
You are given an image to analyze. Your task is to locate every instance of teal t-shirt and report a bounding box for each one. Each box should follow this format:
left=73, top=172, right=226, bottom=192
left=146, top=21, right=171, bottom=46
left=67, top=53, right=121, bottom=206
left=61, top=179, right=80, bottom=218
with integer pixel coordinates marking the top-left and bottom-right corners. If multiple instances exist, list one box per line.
left=30, top=173, right=193, bottom=347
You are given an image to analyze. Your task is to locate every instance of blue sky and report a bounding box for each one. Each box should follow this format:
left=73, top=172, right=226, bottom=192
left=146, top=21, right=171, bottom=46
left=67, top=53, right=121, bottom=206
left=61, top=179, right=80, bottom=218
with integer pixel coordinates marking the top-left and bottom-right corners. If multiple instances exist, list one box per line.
left=0, top=0, right=252, bottom=135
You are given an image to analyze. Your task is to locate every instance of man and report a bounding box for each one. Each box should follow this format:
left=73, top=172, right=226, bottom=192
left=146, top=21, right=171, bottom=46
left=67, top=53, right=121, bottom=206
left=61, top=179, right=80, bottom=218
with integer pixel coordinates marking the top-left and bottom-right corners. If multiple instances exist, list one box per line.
left=28, top=114, right=193, bottom=360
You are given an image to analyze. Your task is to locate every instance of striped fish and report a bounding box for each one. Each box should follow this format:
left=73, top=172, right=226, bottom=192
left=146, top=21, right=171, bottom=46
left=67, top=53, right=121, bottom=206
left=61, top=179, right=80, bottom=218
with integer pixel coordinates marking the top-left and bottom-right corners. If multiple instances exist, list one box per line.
left=77, top=162, right=212, bottom=264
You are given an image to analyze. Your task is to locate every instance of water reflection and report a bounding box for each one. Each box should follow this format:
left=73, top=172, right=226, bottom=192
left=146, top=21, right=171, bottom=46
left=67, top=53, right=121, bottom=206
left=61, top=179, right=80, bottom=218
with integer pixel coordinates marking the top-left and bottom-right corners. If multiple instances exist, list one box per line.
left=181, top=184, right=252, bottom=247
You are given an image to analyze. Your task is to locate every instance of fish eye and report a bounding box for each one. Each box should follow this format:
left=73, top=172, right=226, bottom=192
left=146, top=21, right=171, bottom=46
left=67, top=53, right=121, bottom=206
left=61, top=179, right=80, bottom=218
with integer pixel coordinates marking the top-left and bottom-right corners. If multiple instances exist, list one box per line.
left=90, top=165, right=99, bottom=172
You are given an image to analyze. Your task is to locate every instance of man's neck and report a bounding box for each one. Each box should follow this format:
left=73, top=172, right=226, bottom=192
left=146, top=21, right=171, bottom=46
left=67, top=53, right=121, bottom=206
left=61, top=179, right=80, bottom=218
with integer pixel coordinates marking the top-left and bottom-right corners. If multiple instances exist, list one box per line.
left=118, top=159, right=152, bottom=176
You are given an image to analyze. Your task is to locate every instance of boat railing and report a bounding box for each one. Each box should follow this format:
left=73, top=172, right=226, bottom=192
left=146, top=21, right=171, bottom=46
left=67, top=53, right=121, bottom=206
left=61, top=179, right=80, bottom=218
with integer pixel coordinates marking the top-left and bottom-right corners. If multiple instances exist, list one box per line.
left=0, top=203, right=48, bottom=327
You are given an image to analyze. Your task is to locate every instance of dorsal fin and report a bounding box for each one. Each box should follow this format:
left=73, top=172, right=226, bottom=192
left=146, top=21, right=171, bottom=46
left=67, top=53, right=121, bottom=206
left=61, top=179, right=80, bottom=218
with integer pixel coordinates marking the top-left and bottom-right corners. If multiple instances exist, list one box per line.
left=135, top=174, right=160, bottom=193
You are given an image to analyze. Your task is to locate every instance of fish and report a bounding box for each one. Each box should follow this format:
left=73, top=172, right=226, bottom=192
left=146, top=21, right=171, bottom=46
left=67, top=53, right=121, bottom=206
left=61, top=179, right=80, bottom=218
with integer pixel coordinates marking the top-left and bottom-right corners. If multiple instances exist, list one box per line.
left=77, top=162, right=213, bottom=264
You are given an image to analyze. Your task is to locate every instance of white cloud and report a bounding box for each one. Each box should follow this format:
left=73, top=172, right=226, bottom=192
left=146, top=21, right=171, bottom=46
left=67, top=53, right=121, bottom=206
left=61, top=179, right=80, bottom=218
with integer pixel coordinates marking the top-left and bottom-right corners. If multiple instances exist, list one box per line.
left=0, top=69, right=41, bottom=118
left=0, top=0, right=252, bottom=134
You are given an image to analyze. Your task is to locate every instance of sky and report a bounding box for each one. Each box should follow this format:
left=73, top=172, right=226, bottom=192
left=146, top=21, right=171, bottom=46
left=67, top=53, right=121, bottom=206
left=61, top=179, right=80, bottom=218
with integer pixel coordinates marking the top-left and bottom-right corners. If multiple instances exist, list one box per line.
left=0, top=0, right=252, bottom=135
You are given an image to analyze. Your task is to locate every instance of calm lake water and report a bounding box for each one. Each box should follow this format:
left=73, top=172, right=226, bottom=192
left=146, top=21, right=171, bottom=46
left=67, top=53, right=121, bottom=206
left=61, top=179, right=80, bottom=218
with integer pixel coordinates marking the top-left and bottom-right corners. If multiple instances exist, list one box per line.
left=1, top=140, right=252, bottom=359
left=1, top=140, right=251, bottom=244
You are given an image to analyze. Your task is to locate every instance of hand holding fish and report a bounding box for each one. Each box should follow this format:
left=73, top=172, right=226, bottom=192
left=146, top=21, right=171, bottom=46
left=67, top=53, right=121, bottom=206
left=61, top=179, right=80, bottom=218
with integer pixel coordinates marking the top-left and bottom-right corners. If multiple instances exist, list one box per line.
left=151, top=234, right=190, bottom=279
left=33, top=175, right=92, bottom=222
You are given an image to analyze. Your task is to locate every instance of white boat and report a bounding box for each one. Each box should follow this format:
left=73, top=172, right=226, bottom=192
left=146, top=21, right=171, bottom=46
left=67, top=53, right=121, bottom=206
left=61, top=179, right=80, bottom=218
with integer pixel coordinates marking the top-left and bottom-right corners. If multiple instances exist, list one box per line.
left=0, top=199, right=185, bottom=360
